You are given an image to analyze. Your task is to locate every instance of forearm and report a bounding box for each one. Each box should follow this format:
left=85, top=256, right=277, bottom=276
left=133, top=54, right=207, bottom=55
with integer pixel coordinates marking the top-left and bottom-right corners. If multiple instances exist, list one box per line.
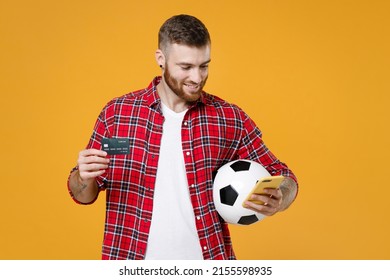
left=279, top=177, right=298, bottom=211
left=68, top=169, right=99, bottom=204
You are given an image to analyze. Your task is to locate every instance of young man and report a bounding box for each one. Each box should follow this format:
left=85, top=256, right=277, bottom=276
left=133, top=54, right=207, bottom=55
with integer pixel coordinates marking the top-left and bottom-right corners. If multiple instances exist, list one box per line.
left=68, top=14, right=298, bottom=260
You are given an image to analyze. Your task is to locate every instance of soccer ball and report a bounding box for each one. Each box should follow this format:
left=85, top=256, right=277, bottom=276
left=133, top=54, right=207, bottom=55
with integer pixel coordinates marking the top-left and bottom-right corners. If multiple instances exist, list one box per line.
left=213, top=159, right=270, bottom=225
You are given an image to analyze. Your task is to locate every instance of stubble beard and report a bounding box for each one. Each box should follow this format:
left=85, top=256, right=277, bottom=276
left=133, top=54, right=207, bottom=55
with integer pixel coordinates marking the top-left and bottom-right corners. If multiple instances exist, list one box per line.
left=163, top=65, right=207, bottom=104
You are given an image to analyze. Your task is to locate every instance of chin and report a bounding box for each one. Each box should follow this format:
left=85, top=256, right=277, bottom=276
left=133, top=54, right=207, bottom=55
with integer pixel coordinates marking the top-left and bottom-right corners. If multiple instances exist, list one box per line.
left=183, top=91, right=202, bottom=103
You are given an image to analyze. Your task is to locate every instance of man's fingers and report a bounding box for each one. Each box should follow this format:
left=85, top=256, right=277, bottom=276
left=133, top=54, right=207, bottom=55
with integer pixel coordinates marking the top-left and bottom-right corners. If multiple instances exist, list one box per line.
left=79, top=170, right=106, bottom=181
left=77, top=148, right=109, bottom=181
left=244, top=201, right=275, bottom=216
left=262, top=188, right=282, bottom=200
left=79, top=163, right=109, bottom=172
left=249, top=194, right=277, bottom=207
left=79, top=148, right=108, bottom=158
left=244, top=189, right=284, bottom=216
left=78, top=149, right=109, bottom=166
left=78, top=155, right=110, bottom=165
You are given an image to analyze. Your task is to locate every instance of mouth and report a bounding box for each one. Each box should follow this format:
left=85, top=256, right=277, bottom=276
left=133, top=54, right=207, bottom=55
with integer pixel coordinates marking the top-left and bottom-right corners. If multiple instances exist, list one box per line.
left=184, top=83, right=201, bottom=92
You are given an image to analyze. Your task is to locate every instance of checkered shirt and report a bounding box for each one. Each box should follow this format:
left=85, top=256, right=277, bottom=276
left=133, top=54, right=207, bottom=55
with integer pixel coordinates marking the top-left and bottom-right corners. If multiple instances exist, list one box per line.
left=68, top=76, right=297, bottom=260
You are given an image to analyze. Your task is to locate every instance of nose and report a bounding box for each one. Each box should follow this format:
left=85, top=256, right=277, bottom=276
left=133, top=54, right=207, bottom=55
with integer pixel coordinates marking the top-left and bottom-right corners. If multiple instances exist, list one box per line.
left=189, top=68, right=203, bottom=84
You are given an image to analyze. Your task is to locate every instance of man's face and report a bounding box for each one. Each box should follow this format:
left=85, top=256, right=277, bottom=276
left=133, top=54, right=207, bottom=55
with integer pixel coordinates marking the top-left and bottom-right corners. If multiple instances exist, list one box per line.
left=163, top=43, right=211, bottom=103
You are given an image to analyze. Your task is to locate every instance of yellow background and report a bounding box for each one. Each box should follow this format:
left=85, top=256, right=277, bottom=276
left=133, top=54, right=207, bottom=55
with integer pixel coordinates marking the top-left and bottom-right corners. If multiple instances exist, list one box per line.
left=1, top=0, right=389, bottom=259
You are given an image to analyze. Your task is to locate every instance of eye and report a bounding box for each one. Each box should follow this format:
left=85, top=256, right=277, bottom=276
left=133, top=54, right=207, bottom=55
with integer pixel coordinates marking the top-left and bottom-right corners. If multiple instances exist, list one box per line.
left=181, top=66, right=191, bottom=70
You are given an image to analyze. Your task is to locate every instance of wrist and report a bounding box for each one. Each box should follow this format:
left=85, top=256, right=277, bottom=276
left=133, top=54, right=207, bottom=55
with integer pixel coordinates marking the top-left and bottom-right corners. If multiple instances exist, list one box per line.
left=76, top=169, right=85, bottom=184
left=279, top=177, right=298, bottom=211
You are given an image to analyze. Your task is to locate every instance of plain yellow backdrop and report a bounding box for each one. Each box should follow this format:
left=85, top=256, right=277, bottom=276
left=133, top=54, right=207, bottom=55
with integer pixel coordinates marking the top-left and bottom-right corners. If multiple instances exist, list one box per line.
left=1, top=0, right=389, bottom=259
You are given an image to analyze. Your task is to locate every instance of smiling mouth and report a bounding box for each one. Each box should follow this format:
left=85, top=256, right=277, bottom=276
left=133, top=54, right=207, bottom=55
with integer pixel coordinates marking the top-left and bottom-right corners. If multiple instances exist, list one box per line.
left=185, top=83, right=200, bottom=91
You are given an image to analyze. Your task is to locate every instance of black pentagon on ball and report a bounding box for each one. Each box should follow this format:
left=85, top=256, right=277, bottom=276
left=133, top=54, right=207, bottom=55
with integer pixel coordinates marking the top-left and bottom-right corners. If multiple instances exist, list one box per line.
left=238, top=214, right=259, bottom=225
left=230, top=160, right=251, bottom=172
left=219, top=185, right=239, bottom=206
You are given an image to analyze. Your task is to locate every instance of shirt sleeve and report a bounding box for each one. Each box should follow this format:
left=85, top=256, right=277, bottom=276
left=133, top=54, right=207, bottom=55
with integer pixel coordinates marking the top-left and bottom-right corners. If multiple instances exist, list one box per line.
left=236, top=110, right=298, bottom=187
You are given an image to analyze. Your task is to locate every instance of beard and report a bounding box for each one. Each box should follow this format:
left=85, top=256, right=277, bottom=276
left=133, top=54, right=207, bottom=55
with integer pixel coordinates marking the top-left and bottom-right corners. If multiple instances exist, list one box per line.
left=163, top=64, right=208, bottom=103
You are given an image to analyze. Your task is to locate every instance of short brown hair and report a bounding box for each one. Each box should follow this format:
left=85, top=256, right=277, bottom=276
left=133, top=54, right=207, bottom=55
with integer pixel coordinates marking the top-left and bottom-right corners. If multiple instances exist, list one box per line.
left=158, top=14, right=211, bottom=52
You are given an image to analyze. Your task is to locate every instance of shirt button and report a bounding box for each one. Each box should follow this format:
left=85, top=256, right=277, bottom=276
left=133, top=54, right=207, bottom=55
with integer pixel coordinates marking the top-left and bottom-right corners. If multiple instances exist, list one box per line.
left=186, top=152, right=190, bottom=156
left=183, top=121, right=188, bottom=126
left=191, top=184, right=195, bottom=188
left=203, top=246, right=207, bottom=250
left=196, top=216, right=201, bottom=220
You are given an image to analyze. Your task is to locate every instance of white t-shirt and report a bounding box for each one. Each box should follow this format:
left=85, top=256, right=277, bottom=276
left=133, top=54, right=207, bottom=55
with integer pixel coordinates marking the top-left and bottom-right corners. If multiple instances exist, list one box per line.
left=144, top=102, right=204, bottom=260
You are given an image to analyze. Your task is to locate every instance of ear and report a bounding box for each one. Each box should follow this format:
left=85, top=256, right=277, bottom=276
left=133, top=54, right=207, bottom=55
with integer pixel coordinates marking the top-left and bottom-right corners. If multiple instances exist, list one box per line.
left=155, top=49, right=165, bottom=68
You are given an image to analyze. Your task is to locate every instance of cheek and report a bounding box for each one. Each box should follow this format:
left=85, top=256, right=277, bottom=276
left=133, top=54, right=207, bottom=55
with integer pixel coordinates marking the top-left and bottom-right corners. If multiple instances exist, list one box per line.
left=168, top=68, right=186, bottom=81
left=175, top=70, right=189, bottom=80
left=201, top=72, right=209, bottom=83
left=200, top=68, right=209, bottom=78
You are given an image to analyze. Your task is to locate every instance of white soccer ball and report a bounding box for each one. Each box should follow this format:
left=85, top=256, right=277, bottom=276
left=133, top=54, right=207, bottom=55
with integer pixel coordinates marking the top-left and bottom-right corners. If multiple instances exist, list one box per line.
left=213, top=159, right=270, bottom=225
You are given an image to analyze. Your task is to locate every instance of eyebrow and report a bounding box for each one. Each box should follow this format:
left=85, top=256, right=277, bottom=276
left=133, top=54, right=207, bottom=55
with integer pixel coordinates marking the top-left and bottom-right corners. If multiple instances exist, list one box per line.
left=177, top=59, right=211, bottom=67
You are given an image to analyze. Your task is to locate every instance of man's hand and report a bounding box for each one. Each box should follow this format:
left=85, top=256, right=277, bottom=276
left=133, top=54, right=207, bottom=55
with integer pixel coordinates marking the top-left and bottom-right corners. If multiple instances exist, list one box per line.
left=77, top=149, right=110, bottom=183
left=243, top=187, right=283, bottom=216
left=243, top=177, right=298, bottom=216
left=69, top=149, right=109, bottom=204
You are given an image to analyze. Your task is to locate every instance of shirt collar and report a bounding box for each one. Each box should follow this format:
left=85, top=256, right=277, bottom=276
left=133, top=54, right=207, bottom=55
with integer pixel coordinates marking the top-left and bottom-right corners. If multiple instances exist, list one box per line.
left=145, top=76, right=207, bottom=109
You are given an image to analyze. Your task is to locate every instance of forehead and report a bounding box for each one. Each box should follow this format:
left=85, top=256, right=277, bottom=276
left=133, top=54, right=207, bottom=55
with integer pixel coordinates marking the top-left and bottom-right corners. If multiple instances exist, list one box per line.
left=165, top=43, right=211, bottom=64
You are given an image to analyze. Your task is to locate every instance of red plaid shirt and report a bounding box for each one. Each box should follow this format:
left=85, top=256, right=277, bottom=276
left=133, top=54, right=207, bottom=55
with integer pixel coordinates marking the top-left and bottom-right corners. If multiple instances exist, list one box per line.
left=68, top=76, right=297, bottom=260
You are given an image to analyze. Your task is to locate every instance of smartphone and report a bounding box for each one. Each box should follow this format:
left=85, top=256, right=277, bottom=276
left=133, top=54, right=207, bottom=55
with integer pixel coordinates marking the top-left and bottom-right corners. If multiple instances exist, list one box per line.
left=242, top=175, right=285, bottom=206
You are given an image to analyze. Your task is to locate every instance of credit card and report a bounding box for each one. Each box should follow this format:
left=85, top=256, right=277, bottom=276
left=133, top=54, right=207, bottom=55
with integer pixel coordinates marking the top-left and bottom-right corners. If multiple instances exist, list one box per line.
left=101, top=137, right=130, bottom=155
